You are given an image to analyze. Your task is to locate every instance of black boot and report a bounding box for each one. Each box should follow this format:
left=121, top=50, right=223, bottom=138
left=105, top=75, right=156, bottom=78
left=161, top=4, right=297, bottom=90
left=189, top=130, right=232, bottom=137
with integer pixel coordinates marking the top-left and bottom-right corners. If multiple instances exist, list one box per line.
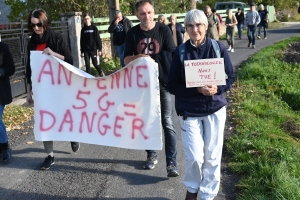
left=1, top=142, right=12, bottom=162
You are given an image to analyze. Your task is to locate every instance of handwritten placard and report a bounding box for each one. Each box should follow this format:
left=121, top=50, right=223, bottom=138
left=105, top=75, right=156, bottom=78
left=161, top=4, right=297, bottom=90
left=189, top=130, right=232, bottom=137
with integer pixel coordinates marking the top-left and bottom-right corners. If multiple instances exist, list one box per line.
left=184, top=58, right=226, bottom=88
left=30, top=51, right=162, bottom=150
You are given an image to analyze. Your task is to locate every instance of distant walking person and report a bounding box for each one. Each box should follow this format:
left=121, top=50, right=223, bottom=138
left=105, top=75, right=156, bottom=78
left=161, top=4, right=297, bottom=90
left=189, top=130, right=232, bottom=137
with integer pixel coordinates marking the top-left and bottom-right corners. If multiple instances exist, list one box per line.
left=80, top=13, right=104, bottom=75
left=212, top=8, right=223, bottom=26
left=235, top=8, right=244, bottom=39
left=225, top=9, right=237, bottom=53
left=26, top=8, right=80, bottom=170
left=168, top=14, right=185, bottom=46
left=257, top=4, right=269, bottom=39
left=0, top=42, right=15, bottom=162
left=204, top=6, right=221, bottom=40
left=108, top=10, right=133, bottom=67
left=245, top=3, right=261, bottom=49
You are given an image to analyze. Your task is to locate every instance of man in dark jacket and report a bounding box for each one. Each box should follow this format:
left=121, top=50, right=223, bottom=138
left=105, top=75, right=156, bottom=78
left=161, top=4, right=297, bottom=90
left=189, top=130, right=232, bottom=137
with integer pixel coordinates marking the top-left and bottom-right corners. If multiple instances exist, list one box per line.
left=0, top=42, right=15, bottom=162
left=108, top=10, right=133, bottom=67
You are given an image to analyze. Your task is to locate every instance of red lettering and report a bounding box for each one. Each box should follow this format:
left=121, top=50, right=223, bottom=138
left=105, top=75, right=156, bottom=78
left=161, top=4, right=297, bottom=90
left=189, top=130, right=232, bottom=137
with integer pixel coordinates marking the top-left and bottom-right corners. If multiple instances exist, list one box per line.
left=111, top=72, right=121, bottom=89
left=38, top=59, right=55, bottom=84
left=136, top=65, right=148, bottom=88
left=114, top=116, right=124, bottom=137
left=58, top=64, right=72, bottom=85
left=58, top=109, right=73, bottom=132
left=124, top=66, right=133, bottom=88
left=79, top=112, right=97, bottom=133
left=97, top=113, right=111, bottom=136
left=83, top=78, right=88, bottom=87
left=97, top=78, right=107, bottom=89
left=98, top=92, right=115, bottom=111
left=72, top=90, right=91, bottom=109
left=39, top=110, right=56, bottom=131
left=124, top=103, right=136, bottom=117
left=132, top=118, right=148, bottom=139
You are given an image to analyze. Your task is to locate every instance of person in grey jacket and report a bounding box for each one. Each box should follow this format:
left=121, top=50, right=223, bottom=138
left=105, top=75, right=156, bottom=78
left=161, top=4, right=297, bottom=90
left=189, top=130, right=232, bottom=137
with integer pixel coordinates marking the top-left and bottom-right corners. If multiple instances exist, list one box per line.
left=245, top=3, right=261, bottom=49
left=0, top=42, right=15, bottom=162
left=108, top=10, right=133, bottom=67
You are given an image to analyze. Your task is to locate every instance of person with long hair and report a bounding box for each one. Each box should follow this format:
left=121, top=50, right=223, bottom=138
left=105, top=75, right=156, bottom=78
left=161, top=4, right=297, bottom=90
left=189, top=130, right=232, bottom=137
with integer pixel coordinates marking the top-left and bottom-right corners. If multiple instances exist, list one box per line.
left=25, top=8, right=80, bottom=170
left=225, top=9, right=237, bottom=52
left=157, top=14, right=168, bottom=25
left=168, top=14, right=185, bottom=46
left=0, top=42, right=15, bottom=162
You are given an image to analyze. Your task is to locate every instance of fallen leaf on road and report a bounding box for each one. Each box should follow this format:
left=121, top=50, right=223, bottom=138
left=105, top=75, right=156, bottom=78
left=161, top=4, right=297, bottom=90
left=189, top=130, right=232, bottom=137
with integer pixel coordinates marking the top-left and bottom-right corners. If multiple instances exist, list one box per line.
left=26, top=141, right=34, bottom=144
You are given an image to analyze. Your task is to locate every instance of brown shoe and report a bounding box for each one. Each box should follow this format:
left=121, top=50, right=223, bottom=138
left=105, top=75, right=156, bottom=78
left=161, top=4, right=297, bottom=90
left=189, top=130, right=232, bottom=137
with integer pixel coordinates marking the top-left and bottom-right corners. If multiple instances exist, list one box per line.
left=185, top=190, right=197, bottom=200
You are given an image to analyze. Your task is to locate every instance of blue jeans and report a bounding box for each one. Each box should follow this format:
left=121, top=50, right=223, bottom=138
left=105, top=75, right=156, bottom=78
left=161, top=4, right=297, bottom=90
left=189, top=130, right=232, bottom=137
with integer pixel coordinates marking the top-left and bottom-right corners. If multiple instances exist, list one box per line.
left=247, top=25, right=257, bottom=45
left=237, top=23, right=243, bottom=38
left=258, top=23, right=267, bottom=38
left=0, top=105, right=8, bottom=143
left=146, top=83, right=177, bottom=165
left=116, top=43, right=125, bottom=68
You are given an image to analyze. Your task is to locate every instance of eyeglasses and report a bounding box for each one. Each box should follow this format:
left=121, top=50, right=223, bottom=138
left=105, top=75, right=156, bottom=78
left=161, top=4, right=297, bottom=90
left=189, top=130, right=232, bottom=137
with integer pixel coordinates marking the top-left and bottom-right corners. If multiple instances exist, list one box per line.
left=30, top=23, right=43, bottom=28
left=187, top=23, right=205, bottom=30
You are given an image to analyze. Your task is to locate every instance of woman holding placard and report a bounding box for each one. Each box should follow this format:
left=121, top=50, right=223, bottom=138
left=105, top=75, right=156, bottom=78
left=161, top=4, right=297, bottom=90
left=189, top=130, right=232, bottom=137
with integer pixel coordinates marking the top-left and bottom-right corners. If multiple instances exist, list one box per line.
left=167, top=9, right=235, bottom=200
left=25, top=8, right=80, bottom=170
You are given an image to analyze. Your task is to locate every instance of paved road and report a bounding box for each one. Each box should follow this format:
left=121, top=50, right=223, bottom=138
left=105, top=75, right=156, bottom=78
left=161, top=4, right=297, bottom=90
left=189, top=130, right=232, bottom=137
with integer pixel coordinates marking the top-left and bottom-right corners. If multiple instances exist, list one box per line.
left=1, top=23, right=299, bottom=200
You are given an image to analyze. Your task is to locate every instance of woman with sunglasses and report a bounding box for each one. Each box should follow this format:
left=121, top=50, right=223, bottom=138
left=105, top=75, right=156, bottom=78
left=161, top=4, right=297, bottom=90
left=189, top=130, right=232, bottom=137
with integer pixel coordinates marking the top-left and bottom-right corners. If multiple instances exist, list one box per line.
left=25, top=8, right=80, bottom=170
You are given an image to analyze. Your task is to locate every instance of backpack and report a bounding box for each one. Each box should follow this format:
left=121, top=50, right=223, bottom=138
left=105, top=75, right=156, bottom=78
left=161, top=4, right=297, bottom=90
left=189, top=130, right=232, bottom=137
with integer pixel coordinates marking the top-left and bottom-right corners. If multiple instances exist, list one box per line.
left=213, top=14, right=219, bottom=25
left=178, top=39, right=228, bottom=79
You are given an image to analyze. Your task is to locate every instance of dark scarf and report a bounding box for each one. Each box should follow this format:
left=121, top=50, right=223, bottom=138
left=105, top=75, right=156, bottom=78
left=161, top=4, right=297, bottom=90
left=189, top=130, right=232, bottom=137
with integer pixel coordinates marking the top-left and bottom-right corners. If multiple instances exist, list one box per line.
left=30, top=27, right=54, bottom=44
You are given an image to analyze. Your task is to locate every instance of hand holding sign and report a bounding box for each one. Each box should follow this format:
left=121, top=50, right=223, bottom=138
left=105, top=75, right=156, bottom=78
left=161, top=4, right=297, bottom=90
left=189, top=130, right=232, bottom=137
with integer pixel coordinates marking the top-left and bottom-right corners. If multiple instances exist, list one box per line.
left=197, top=85, right=218, bottom=96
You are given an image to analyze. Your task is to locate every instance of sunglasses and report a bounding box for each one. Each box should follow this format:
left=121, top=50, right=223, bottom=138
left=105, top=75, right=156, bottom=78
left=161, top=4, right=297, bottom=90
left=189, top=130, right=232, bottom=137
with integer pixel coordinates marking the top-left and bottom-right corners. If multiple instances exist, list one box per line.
left=30, top=22, right=43, bottom=28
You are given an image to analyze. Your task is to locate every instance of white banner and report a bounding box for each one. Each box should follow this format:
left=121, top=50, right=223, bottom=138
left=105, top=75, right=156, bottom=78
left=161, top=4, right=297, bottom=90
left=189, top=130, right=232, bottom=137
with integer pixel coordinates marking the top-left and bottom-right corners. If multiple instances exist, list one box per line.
left=30, top=51, right=162, bottom=150
left=184, top=58, right=226, bottom=87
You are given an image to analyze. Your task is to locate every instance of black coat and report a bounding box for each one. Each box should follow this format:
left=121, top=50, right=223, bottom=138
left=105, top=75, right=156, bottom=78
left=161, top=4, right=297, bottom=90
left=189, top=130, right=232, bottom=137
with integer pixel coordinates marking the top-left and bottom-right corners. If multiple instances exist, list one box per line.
left=0, top=42, right=15, bottom=105
left=26, top=28, right=73, bottom=85
left=108, top=16, right=133, bottom=46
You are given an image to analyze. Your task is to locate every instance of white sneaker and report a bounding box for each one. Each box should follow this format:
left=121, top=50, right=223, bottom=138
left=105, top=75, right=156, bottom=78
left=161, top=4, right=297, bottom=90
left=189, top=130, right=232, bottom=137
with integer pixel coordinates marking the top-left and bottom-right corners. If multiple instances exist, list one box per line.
left=230, top=48, right=234, bottom=53
left=227, top=46, right=231, bottom=51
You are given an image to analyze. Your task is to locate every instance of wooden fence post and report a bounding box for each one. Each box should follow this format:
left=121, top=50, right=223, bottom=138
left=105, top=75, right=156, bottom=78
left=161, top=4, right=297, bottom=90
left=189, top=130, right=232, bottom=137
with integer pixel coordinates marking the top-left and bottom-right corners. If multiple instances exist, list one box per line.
left=60, top=12, right=82, bottom=69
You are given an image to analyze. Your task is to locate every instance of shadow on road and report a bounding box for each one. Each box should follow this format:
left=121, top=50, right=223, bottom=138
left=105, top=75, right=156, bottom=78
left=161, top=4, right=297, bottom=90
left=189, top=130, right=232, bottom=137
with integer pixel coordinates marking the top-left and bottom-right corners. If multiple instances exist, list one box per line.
left=0, top=187, right=170, bottom=200
left=269, top=28, right=300, bottom=34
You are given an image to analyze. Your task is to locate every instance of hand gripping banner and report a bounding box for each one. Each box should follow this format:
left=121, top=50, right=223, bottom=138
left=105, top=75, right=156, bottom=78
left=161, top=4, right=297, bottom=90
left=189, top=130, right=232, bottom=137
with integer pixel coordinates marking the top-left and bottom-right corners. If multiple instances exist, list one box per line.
left=30, top=51, right=162, bottom=150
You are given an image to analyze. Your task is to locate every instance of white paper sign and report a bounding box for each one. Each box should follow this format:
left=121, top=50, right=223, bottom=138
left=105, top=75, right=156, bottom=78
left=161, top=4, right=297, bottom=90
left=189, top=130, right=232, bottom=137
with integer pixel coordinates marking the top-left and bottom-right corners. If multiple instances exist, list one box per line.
left=184, top=58, right=226, bottom=88
left=30, top=51, right=162, bottom=150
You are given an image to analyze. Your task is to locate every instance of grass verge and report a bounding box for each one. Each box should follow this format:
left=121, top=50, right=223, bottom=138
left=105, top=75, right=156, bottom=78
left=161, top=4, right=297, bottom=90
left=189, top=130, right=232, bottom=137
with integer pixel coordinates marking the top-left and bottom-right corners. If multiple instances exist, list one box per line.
left=227, top=35, right=300, bottom=199
left=3, top=105, right=34, bottom=131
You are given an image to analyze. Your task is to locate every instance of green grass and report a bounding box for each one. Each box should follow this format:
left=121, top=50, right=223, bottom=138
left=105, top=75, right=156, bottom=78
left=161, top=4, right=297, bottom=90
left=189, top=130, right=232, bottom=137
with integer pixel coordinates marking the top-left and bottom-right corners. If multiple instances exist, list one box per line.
left=227, top=36, right=300, bottom=199
left=3, top=105, right=34, bottom=130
